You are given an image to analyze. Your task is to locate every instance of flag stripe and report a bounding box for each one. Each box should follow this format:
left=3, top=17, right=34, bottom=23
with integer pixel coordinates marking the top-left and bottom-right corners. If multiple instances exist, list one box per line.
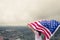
left=28, top=20, right=60, bottom=40
left=38, top=21, right=51, bottom=35
left=34, top=21, right=51, bottom=36
left=28, top=23, right=36, bottom=30
left=31, top=23, right=50, bottom=39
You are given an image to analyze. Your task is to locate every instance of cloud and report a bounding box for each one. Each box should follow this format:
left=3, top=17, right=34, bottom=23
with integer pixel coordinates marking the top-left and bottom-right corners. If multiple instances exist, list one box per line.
left=0, top=0, right=60, bottom=26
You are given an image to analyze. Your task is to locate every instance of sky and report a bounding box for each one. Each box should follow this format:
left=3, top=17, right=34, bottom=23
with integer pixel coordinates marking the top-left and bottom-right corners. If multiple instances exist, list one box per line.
left=0, top=0, right=60, bottom=26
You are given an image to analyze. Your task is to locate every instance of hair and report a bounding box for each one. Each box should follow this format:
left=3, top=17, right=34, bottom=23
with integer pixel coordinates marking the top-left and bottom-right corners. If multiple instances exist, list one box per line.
left=37, top=31, right=41, bottom=35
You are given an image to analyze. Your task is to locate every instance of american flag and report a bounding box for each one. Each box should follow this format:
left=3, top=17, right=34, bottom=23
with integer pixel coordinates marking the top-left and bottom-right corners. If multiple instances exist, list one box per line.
left=28, top=20, right=60, bottom=40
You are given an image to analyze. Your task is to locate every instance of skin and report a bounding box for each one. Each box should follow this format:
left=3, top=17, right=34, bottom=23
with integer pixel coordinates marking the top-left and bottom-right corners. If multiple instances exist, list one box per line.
left=28, top=25, right=42, bottom=40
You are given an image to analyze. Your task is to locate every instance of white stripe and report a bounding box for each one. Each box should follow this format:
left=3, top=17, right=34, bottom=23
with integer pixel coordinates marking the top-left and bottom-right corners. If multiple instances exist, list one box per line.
left=33, top=22, right=50, bottom=38
left=30, top=23, right=44, bottom=32
left=35, top=21, right=50, bottom=37
left=30, top=23, right=36, bottom=30
left=37, top=21, right=51, bottom=35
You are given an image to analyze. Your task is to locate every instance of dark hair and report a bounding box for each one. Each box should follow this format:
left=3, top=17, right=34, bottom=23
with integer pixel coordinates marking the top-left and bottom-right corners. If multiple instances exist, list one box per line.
left=37, top=31, right=41, bottom=35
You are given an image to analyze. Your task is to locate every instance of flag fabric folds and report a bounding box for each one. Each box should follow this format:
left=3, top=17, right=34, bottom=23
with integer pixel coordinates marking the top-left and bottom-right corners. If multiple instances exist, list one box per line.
left=28, top=20, right=60, bottom=40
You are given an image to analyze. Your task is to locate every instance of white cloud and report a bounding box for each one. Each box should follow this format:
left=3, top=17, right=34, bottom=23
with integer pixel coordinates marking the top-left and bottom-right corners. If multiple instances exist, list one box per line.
left=0, top=0, right=60, bottom=26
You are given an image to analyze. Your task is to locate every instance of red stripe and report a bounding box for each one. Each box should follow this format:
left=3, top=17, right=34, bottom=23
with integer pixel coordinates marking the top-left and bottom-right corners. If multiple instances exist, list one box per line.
left=34, top=22, right=51, bottom=36
left=34, top=22, right=50, bottom=38
left=28, top=22, right=50, bottom=40
left=37, top=29, right=49, bottom=39
left=31, top=23, right=38, bottom=29
left=31, top=23, right=49, bottom=39
left=28, top=23, right=36, bottom=30
left=31, top=23, right=36, bottom=27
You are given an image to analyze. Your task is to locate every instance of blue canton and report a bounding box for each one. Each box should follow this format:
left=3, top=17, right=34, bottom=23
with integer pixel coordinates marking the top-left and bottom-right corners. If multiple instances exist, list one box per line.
left=39, top=20, right=60, bottom=34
